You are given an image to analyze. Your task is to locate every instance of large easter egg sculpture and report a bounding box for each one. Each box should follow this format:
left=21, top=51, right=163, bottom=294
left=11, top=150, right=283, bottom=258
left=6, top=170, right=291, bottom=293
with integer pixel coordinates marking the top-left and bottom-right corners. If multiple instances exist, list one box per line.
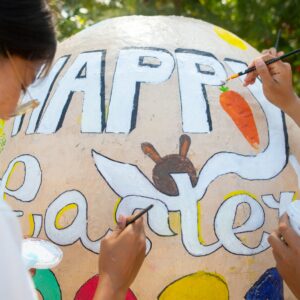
left=1, top=16, right=299, bottom=299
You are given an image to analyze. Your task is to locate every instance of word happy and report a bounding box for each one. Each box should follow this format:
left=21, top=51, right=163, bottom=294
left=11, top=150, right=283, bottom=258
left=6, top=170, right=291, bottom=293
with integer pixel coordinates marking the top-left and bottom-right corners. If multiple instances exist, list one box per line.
left=14, top=47, right=247, bottom=136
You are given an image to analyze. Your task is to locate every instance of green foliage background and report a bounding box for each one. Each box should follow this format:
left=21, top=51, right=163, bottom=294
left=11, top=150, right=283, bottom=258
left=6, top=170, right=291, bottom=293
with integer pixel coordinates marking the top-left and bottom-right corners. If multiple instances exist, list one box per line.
left=49, top=0, right=300, bottom=93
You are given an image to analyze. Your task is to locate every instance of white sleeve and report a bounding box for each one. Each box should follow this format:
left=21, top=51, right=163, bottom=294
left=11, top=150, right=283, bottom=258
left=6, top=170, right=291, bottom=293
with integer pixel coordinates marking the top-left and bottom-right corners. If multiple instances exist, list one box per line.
left=0, top=201, right=37, bottom=300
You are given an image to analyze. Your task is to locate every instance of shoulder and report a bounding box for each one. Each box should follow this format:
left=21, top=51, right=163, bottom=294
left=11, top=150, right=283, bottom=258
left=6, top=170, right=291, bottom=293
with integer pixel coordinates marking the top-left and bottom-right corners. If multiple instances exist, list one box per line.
left=0, top=202, right=37, bottom=299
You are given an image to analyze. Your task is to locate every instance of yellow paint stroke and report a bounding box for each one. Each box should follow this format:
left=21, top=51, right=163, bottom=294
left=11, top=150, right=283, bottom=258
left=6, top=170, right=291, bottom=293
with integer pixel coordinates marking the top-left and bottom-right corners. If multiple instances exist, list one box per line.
left=197, top=201, right=205, bottom=244
left=28, top=213, right=35, bottom=237
left=55, top=203, right=78, bottom=229
left=105, top=103, right=110, bottom=122
left=3, top=162, right=23, bottom=201
left=240, top=236, right=248, bottom=243
left=0, top=119, right=6, bottom=153
left=113, top=197, right=122, bottom=224
left=169, top=212, right=181, bottom=233
left=214, top=26, right=248, bottom=50
left=166, top=203, right=205, bottom=244
left=159, top=271, right=229, bottom=300
left=292, top=192, right=298, bottom=202
left=224, top=190, right=257, bottom=201
left=247, top=256, right=256, bottom=266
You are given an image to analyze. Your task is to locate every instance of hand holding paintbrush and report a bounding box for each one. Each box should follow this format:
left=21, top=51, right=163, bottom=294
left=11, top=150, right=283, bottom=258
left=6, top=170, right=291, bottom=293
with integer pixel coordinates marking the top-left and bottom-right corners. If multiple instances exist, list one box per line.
left=227, top=48, right=300, bottom=81
left=125, top=205, right=153, bottom=226
left=242, top=49, right=300, bottom=127
left=95, top=209, right=147, bottom=300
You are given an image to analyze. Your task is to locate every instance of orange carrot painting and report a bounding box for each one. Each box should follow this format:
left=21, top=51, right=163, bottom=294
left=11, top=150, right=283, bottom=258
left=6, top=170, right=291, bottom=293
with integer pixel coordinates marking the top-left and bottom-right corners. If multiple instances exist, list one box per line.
left=219, top=86, right=260, bottom=149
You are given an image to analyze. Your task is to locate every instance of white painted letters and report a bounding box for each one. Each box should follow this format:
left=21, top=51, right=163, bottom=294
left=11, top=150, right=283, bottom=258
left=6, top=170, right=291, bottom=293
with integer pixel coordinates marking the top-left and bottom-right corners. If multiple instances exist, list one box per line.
left=106, top=48, right=175, bottom=133
left=175, top=49, right=226, bottom=133
left=37, top=51, right=106, bottom=134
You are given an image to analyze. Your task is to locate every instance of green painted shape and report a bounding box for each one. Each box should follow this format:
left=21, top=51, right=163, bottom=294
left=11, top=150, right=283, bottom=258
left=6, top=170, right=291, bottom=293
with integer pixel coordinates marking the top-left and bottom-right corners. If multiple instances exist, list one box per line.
left=220, top=85, right=229, bottom=92
left=33, top=269, right=62, bottom=300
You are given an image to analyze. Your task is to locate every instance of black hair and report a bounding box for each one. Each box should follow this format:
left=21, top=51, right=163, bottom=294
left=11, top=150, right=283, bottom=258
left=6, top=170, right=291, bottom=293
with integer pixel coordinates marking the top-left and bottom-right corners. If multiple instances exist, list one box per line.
left=0, top=0, right=57, bottom=65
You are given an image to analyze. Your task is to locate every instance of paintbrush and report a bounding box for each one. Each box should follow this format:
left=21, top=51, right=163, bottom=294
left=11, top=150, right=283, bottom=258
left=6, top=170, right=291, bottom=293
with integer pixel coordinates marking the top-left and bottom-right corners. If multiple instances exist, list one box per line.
left=274, top=28, right=282, bottom=51
left=11, top=100, right=39, bottom=117
left=226, top=48, right=300, bottom=81
left=126, top=204, right=154, bottom=226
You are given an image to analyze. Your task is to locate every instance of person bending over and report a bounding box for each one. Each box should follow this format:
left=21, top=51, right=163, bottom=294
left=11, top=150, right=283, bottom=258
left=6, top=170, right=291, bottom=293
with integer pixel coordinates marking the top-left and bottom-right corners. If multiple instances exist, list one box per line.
left=0, top=1, right=145, bottom=299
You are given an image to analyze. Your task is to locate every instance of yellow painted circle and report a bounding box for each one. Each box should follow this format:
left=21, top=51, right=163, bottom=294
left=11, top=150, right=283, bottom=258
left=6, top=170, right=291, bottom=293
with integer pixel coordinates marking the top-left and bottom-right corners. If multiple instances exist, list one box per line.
left=214, top=26, right=247, bottom=50
left=159, top=271, right=229, bottom=300
left=55, top=203, right=78, bottom=229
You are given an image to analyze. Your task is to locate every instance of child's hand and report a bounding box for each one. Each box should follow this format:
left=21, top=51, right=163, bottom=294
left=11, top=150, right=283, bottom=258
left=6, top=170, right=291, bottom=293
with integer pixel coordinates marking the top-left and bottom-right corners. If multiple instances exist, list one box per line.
left=244, top=48, right=284, bottom=86
left=261, top=47, right=284, bottom=56
left=94, top=214, right=146, bottom=300
left=243, top=53, right=297, bottom=112
left=243, top=52, right=300, bottom=126
left=268, top=214, right=300, bottom=299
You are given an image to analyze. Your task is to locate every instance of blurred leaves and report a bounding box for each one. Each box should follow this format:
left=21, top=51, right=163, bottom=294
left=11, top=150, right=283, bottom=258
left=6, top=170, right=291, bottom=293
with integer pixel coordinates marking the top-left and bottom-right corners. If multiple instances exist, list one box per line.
left=49, top=0, right=300, bottom=92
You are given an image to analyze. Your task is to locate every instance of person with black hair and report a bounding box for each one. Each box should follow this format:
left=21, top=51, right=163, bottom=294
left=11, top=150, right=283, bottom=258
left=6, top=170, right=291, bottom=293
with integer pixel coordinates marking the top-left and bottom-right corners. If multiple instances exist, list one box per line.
left=0, top=1, right=146, bottom=299
left=0, top=0, right=56, bottom=120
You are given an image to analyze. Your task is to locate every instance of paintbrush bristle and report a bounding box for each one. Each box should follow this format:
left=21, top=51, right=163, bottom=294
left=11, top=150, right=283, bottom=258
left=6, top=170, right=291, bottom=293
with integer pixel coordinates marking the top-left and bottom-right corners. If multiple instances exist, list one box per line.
left=12, top=100, right=39, bottom=117
left=226, top=73, right=239, bottom=81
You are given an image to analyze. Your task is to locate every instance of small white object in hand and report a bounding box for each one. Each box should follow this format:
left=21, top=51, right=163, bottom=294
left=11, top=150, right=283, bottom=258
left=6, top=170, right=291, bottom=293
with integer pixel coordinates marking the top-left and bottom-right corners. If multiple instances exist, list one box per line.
left=22, top=238, right=63, bottom=269
left=287, top=200, right=300, bottom=236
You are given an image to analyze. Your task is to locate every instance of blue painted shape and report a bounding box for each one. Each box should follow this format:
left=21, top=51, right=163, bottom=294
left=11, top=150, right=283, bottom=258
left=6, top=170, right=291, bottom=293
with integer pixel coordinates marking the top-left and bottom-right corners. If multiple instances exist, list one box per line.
left=245, top=268, right=283, bottom=300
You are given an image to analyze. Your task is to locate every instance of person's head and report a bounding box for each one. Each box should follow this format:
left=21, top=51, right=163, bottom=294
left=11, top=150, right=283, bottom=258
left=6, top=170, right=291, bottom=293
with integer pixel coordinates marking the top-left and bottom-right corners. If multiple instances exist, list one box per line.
left=0, top=0, right=57, bottom=120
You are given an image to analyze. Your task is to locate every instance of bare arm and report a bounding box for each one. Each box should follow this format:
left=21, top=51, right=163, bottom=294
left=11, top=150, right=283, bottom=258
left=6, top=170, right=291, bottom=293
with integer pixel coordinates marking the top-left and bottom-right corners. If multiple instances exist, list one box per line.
left=94, top=215, right=146, bottom=300
left=282, top=96, right=300, bottom=127
left=94, top=278, right=127, bottom=300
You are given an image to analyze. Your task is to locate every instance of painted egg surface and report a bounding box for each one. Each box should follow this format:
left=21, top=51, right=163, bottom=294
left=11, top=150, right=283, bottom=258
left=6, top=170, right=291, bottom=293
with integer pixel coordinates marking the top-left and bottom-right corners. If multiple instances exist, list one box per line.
left=1, top=16, right=299, bottom=299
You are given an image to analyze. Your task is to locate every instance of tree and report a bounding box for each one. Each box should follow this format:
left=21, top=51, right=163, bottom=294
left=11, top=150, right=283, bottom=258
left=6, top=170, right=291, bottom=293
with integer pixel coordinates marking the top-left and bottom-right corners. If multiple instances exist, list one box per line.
left=49, top=0, right=300, bottom=92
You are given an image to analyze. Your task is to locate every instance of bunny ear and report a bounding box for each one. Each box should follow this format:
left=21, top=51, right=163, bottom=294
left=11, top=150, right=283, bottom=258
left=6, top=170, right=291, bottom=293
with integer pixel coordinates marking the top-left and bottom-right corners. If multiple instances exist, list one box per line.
left=141, top=142, right=162, bottom=163
left=179, top=134, right=191, bottom=158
